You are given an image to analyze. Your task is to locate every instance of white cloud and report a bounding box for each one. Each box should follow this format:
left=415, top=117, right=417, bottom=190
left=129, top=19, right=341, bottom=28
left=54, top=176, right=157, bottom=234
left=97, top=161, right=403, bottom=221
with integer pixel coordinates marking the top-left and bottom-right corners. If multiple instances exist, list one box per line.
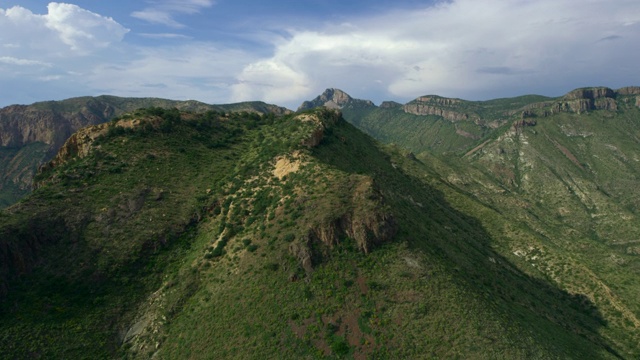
left=44, top=2, right=129, bottom=51
left=0, top=56, right=51, bottom=67
left=0, top=3, right=129, bottom=104
left=232, top=0, right=640, bottom=104
left=0, top=3, right=128, bottom=55
left=131, top=0, right=215, bottom=28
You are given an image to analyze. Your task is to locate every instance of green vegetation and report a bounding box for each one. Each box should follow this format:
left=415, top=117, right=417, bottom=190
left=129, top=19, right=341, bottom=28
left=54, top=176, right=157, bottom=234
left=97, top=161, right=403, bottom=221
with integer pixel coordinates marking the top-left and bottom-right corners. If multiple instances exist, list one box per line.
left=334, top=88, right=640, bottom=358
left=0, top=103, right=633, bottom=359
left=0, top=142, right=49, bottom=208
left=0, top=96, right=290, bottom=210
left=2, top=86, right=640, bottom=359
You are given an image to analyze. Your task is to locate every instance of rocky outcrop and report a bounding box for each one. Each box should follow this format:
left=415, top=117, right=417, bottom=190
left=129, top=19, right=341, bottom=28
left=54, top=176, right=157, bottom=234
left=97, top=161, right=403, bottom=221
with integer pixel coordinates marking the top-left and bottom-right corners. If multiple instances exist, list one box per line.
left=298, top=88, right=374, bottom=111
left=517, top=87, right=622, bottom=117
left=403, top=96, right=478, bottom=122
left=308, top=208, right=396, bottom=254
left=512, top=118, right=537, bottom=133
left=551, top=87, right=618, bottom=113
left=288, top=177, right=397, bottom=275
left=551, top=98, right=617, bottom=114
left=41, top=117, right=151, bottom=173
left=289, top=241, right=314, bottom=274
left=563, top=87, right=615, bottom=101
left=615, top=86, right=640, bottom=96
left=296, top=109, right=341, bottom=148
left=615, top=87, right=640, bottom=108
left=287, top=176, right=397, bottom=275
left=403, top=103, right=473, bottom=122
left=49, top=124, right=110, bottom=167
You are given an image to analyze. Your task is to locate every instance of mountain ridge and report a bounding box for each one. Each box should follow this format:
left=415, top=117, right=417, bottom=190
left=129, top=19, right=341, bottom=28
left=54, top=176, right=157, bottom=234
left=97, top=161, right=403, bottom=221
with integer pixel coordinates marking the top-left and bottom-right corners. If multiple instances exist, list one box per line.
left=0, top=96, right=290, bottom=208
left=1, top=106, right=627, bottom=358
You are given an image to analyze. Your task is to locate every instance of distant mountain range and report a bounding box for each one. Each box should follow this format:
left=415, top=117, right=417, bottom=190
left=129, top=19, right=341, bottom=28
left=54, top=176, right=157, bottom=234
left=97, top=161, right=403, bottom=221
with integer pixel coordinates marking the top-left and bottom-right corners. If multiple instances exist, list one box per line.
left=1, top=86, right=639, bottom=358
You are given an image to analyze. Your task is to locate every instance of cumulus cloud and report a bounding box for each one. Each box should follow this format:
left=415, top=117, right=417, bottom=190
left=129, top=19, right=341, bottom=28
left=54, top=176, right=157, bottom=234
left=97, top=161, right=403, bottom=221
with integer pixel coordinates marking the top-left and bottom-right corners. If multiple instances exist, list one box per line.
left=232, top=0, right=640, bottom=104
left=131, top=0, right=215, bottom=28
left=0, top=3, right=128, bottom=54
left=0, top=3, right=129, bottom=104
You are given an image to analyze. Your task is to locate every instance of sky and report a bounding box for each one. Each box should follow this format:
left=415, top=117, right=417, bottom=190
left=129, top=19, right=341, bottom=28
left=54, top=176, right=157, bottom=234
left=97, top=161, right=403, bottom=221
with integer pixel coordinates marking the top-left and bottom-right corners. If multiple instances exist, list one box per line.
left=1, top=0, right=639, bottom=109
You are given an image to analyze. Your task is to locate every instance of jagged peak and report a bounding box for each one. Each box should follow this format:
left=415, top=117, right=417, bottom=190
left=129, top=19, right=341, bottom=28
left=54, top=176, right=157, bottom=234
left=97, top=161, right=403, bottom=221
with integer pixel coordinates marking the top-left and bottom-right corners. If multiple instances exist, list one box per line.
left=298, top=88, right=374, bottom=111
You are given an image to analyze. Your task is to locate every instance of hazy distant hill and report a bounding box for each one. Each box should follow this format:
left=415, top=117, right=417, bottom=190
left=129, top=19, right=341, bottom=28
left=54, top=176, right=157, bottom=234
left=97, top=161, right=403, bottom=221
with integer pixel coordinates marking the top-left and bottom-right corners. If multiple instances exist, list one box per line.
left=0, top=96, right=290, bottom=208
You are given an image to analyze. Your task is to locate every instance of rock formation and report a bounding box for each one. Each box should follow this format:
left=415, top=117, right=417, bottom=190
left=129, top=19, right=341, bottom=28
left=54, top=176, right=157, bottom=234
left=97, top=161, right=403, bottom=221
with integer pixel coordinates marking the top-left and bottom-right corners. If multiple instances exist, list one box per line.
left=296, top=109, right=341, bottom=148
left=403, top=96, right=479, bottom=122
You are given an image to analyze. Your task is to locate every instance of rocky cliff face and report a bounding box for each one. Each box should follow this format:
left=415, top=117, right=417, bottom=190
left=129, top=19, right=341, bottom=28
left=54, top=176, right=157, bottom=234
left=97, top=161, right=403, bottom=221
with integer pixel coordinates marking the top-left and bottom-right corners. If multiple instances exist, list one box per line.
left=0, top=102, right=116, bottom=204
left=0, top=101, right=115, bottom=149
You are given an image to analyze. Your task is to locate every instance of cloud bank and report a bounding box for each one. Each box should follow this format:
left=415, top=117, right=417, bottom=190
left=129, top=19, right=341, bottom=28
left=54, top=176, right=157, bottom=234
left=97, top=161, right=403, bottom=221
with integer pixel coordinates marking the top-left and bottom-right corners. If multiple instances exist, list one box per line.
left=1, top=0, right=639, bottom=108
left=232, top=0, right=640, bottom=105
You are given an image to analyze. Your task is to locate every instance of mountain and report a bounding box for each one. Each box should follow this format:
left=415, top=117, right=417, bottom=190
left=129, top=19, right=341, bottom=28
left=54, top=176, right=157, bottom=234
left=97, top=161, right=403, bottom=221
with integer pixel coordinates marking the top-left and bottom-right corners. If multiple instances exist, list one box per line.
left=302, top=86, right=640, bottom=358
left=1, top=104, right=632, bottom=358
left=0, top=96, right=290, bottom=208
left=298, top=88, right=375, bottom=111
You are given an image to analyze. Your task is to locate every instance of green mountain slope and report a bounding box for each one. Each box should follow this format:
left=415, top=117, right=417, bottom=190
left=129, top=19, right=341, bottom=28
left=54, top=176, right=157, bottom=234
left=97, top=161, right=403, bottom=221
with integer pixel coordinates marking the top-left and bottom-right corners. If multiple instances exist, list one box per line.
left=302, top=86, right=640, bottom=358
left=0, top=96, right=290, bottom=209
left=0, top=107, right=627, bottom=358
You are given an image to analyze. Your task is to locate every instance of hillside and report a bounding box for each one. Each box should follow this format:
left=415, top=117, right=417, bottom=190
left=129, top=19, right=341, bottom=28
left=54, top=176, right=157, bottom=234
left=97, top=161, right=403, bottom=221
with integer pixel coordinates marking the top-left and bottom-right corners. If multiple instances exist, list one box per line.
left=0, top=106, right=628, bottom=358
left=0, top=96, right=290, bottom=208
left=303, top=86, right=640, bottom=358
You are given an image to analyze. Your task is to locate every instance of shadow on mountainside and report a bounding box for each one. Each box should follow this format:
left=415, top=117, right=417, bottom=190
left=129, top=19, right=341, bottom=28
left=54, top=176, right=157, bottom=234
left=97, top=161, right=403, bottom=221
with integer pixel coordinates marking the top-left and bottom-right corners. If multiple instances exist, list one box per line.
left=312, top=119, right=621, bottom=358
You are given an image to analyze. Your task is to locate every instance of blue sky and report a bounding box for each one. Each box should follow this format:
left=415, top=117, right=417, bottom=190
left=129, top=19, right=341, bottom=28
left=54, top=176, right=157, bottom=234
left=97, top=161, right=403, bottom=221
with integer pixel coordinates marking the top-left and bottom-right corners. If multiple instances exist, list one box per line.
left=1, top=0, right=639, bottom=109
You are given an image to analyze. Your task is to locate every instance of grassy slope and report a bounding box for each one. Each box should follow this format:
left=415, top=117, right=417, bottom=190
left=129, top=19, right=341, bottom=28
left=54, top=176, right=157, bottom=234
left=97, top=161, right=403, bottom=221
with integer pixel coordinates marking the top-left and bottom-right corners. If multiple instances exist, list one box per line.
left=0, top=108, right=623, bottom=359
